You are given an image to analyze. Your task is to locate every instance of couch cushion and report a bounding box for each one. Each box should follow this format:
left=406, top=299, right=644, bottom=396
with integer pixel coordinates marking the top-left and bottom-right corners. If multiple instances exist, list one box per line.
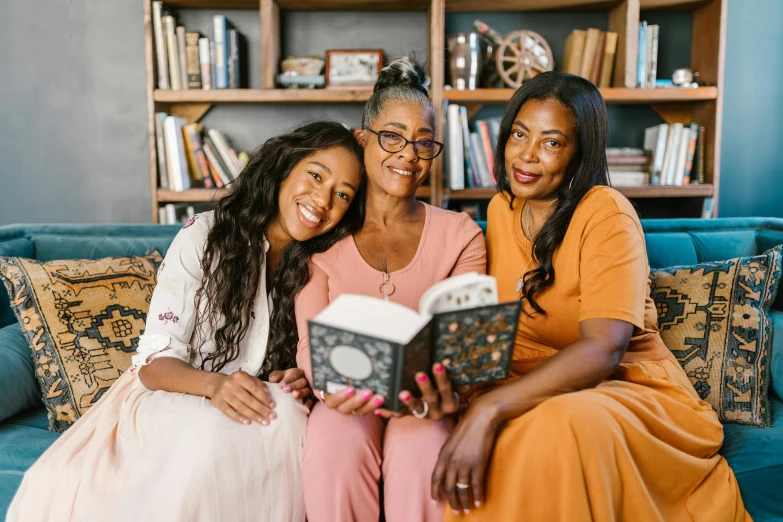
left=721, top=397, right=783, bottom=522
left=645, top=233, right=699, bottom=269
left=650, top=246, right=783, bottom=426
left=0, top=252, right=161, bottom=432
left=32, top=235, right=176, bottom=262
left=0, top=407, right=56, bottom=521
left=0, top=325, right=39, bottom=423
left=0, top=239, right=34, bottom=328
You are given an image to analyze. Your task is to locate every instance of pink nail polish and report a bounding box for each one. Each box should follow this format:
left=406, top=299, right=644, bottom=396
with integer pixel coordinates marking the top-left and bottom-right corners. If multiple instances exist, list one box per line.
left=374, top=410, right=383, bottom=417
left=344, top=387, right=355, bottom=397
left=417, top=374, right=427, bottom=383
left=373, top=396, right=384, bottom=406
left=435, top=364, right=445, bottom=373
left=401, top=393, right=410, bottom=403
left=361, top=389, right=372, bottom=400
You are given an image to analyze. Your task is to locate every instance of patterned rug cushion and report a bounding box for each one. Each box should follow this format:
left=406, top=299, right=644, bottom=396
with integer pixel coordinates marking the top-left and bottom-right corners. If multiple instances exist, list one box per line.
left=0, top=251, right=162, bottom=432
left=650, top=246, right=783, bottom=427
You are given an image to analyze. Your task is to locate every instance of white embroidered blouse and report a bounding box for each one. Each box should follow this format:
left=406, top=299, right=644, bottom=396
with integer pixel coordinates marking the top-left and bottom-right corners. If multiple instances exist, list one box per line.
left=130, top=212, right=272, bottom=375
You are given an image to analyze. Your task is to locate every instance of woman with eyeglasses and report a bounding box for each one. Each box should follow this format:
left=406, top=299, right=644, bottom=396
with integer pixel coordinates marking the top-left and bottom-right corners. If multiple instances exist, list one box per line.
left=294, top=57, right=486, bottom=522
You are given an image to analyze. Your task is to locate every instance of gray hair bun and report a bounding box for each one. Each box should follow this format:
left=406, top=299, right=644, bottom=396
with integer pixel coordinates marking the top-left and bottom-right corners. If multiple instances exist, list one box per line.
left=374, top=56, right=430, bottom=96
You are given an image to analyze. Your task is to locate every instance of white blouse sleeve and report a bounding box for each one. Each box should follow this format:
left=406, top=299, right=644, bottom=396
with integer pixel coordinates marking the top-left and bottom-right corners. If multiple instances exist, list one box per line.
left=130, top=215, right=208, bottom=372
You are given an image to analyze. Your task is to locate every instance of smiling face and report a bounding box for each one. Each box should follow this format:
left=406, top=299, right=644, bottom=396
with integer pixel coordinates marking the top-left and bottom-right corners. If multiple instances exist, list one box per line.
left=504, top=98, right=578, bottom=202
left=273, top=146, right=362, bottom=242
left=358, top=100, right=435, bottom=197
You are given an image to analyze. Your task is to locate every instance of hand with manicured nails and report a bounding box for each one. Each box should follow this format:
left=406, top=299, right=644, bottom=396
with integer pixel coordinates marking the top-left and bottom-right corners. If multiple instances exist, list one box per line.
left=374, top=361, right=466, bottom=420
left=320, top=386, right=387, bottom=416
left=207, top=371, right=277, bottom=425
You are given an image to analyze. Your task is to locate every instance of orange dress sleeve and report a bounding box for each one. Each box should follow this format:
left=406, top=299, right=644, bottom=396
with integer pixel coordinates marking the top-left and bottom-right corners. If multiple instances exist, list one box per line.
left=579, top=213, right=649, bottom=332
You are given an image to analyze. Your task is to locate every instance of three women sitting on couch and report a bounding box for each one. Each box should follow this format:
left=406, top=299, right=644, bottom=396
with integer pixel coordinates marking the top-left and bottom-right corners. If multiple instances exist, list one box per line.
left=7, top=59, right=751, bottom=522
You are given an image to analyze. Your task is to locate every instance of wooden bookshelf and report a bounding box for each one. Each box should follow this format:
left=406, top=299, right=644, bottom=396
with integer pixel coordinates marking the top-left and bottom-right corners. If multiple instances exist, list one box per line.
left=143, top=0, right=727, bottom=221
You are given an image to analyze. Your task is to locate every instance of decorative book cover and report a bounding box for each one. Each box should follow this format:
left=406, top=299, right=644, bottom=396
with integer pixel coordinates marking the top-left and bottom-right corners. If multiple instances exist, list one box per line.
left=308, top=274, right=521, bottom=411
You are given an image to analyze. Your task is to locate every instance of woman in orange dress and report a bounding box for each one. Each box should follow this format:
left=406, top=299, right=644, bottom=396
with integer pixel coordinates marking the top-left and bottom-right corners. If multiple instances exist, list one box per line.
left=432, top=72, right=751, bottom=522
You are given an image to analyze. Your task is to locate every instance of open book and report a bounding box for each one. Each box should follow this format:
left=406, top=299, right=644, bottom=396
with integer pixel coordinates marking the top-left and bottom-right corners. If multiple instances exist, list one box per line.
left=308, top=273, right=521, bottom=411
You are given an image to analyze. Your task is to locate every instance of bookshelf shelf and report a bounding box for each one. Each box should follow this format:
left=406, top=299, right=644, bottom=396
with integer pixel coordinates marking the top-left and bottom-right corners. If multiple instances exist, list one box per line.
left=154, top=88, right=374, bottom=103
left=639, top=0, right=711, bottom=10
left=444, top=87, right=719, bottom=105
left=447, top=184, right=714, bottom=201
left=159, top=186, right=432, bottom=203
left=445, top=0, right=624, bottom=11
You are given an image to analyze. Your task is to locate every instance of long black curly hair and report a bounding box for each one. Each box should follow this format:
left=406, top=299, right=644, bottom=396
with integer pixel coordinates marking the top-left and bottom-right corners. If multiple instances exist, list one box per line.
left=495, top=72, right=610, bottom=315
left=198, top=121, right=365, bottom=376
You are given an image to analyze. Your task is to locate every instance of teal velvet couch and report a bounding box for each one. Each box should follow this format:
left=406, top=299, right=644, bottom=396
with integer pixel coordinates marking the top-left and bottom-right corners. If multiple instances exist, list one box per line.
left=1, top=219, right=782, bottom=521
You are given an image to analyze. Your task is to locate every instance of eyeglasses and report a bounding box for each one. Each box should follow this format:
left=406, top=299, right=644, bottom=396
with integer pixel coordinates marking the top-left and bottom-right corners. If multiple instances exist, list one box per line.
left=366, top=129, right=444, bottom=160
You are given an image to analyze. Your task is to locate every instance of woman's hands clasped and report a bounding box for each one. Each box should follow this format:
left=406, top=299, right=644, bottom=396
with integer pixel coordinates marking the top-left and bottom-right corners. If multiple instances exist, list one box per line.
left=207, top=368, right=311, bottom=425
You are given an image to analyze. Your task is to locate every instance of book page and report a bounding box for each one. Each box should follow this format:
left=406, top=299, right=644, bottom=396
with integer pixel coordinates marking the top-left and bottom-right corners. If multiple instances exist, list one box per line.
left=418, top=272, right=499, bottom=316
left=313, top=294, right=429, bottom=345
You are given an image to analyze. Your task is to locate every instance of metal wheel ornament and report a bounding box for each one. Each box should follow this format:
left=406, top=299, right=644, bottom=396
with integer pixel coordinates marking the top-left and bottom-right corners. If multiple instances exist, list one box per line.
left=496, top=30, right=554, bottom=88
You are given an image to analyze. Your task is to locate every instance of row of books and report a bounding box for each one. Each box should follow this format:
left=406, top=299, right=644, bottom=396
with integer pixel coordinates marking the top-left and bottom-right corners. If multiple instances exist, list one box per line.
left=643, top=123, right=706, bottom=186
left=159, top=203, right=206, bottom=225
left=637, top=21, right=660, bottom=89
left=155, top=113, right=247, bottom=191
left=606, top=147, right=653, bottom=187
left=444, top=104, right=500, bottom=190
left=152, top=1, right=245, bottom=90
left=562, top=28, right=618, bottom=88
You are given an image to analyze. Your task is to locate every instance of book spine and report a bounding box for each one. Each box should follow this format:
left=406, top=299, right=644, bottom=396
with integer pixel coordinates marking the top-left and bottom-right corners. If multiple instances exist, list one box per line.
left=565, top=30, right=586, bottom=76
left=683, top=122, right=699, bottom=184
left=590, top=31, right=606, bottom=85
left=208, top=129, right=241, bottom=178
left=470, top=132, right=491, bottom=188
left=598, top=32, right=618, bottom=88
left=637, top=21, right=646, bottom=88
left=459, top=106, right=475, bottom=189
left=176, top=25, right=189, bottom=90
left=579, top=28, right=600, bottom=80
left=163, top=16, right=181, bottom=90
left=644, top=23, right=654, bottom=88
left=199, top=38, right=212, bottom=90
left=446, top=104, right=465, bottom=191
left=649, top=25, right=659, bottom=88
left=152, top=2, right=170, bottom=90
left=696, top=126, right=706, bottom=184
left=228, top=29, right=239, bottom=89
left=212, top=16, right=227, bottom=89
left=476, top=121, right=495, bottom=183
left=163, top=117, right=184, bottom=190
left=182, top=123, right=205, bottom=185
left=155, top=112, right=169, bottom=189
left=185, top=33, right=202, bottom=89
left=203, top=137, right=232, bottom=186
left=652, top=124, right=669, bottom=185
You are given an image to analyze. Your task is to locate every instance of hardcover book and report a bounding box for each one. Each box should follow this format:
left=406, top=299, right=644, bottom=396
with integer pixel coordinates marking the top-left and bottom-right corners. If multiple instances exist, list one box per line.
left=309, top=273, right=521, bottom=411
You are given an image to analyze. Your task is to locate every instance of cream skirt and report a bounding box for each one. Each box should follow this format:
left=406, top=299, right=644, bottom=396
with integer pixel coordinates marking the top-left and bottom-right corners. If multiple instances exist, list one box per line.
left=6, top=371, right=308, bottom=522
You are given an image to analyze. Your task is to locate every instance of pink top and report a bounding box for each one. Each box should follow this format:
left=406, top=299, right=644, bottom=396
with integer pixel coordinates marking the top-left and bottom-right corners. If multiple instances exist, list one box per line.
left=295, top=203, right=488, bottom=385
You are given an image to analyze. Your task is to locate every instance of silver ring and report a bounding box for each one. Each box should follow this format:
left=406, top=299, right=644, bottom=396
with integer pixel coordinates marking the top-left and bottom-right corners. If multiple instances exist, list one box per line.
left=318, top=390, right=325, bottom=401
left=456, top=483, right=470, bottom=489
left=412, top=400, right=429, bottom=419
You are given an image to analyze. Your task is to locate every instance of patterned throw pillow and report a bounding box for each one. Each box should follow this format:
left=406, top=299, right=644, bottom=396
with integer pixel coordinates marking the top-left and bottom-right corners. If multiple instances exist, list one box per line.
left=0, top=251, right=162, bottom=432
left=650, top=246, right=783, bottom=427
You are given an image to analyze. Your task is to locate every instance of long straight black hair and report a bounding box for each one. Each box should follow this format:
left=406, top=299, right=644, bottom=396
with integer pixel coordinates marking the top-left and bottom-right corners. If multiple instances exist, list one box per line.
left=198, top=121, right=365, bottom=376
left=495, top=72, right=610, bottom=315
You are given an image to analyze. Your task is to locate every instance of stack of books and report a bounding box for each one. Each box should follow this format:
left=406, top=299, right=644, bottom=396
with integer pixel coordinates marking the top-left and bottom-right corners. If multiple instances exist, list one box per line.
left=562, top=28, right=618, bottom=88
left=643, top=123, right=705, bottom=186
left=152, top=1, right=246, bottom=90
left=444, top=104, right=500, bottom=190
left=154, top=113, right=248, bottom=192
left=606, top=148, right=652, bottom=187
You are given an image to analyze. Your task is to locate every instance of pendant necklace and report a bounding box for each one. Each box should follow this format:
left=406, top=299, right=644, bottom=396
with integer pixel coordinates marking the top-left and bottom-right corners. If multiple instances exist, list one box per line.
left=515, top=202, right=535, bottom=295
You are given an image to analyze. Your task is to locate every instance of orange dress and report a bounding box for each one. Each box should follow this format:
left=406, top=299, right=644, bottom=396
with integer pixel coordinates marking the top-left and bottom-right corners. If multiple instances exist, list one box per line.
left=446, top=187, right=751, bottom=522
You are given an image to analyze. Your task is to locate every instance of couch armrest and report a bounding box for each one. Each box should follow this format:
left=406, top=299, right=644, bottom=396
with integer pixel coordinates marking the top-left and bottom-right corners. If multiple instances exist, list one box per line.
left=0, top=323, right=41, bottom=422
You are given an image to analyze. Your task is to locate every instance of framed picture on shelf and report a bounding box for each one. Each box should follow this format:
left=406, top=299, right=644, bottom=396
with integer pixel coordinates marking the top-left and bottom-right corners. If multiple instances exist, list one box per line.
left=325, top=49, right=384, bottom=88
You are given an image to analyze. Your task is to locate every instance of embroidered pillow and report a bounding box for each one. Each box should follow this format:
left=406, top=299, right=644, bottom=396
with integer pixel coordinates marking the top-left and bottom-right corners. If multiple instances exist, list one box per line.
left=650, top=246, right=783, bottom=427
left=0, top=251, right=162, bottom=432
